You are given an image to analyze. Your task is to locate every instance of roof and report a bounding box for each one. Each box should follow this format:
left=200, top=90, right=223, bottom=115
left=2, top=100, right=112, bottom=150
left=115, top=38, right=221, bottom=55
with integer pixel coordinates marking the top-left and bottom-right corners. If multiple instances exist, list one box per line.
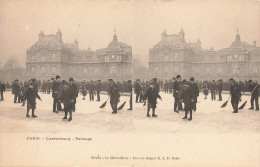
left=33, top=35, right=66, bottom=48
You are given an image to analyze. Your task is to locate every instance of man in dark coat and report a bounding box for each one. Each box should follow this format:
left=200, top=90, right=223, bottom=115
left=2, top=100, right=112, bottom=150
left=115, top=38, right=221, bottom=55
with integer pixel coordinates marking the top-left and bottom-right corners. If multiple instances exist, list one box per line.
left=126, top=80, right=132, bottom=110
left=189, top=77, right=199, bottom=111
left=217, top=79, right=223, bottom=101
left=88, top=81, right=95, bottom=101
left=69, top=78, right=79, bottom=112
left=173, top=75, right=183, bottom=113
left=248, top=80, right=259, bottom=111
left=143, top=81, right=162, bottom=117
left=134, top=79, right=141, bottom=103
left=181, top=81, right=194, bottom=121
left=52, top=75, right=61, bottom=113
left=209, top=80, right=216, bottom=101
left=108, top=79, right=120, bottom=114
left=12, top=79, right=20, bottom=103
left=164, top=80, right=169, bottom=93
left=23, top=82, right=42, bottom=118
left=152, top=78, right=160, bottom=93
left=229, top=78, right=242, bottom=113
left=96, top=80, right=101, bottom=101
left=60, top=82, right=74, bottom=121
left=0, top=81, right=5, bottom=101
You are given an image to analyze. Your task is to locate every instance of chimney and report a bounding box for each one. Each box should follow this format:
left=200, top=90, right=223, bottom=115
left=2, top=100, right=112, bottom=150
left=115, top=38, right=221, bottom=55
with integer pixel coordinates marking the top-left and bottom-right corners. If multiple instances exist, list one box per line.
left=39, top=31, right=44, bottom=40
left=161, top=30, right=167, bottom=40
left=253, top=41, right=256, bottom=47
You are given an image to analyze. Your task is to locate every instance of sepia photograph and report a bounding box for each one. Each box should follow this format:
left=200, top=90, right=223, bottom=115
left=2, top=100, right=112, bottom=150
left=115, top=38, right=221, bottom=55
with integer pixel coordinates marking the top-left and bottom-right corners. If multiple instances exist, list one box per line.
left=0, top=0, right=259, bottom=167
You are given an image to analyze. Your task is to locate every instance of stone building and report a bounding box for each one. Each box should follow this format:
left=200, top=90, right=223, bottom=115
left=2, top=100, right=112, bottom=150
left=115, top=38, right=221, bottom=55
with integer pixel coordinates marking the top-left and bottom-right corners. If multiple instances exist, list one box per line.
left=149, top=29, right=260, bottom=81
left=26, top=30, right=132, bottom=81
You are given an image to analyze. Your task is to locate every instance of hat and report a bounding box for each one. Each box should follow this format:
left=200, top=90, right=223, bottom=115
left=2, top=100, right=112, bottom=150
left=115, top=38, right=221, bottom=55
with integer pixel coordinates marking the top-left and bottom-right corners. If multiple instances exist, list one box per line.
left=108, top=79, right=113, bottom=82
left=183, top=80, right=190, bottom=85
left=176, top=75, right=181, bottom=79
left=190, top=77, right=194, bottom=81
left=136, top=79, right=140, bottom=82
left=55, top=75, right=60, bottom=79
left=229, top=78, right=234, bottom=81
left=69, top=78, right=73, bottom=81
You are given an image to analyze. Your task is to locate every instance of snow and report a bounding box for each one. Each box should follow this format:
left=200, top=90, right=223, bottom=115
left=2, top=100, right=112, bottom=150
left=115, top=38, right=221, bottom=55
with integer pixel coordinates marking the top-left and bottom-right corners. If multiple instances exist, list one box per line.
left=0, top=91, right=259, bottom=134
left=0, top=92, right=133, bottom=133
left=133, top=92, right=260, bottom=134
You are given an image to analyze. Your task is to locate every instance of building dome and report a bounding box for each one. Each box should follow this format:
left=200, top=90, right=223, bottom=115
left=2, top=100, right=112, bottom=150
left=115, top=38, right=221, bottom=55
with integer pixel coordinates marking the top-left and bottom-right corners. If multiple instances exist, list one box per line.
left=230, top=40, right=246, bottom=49
left=108, top=33, right=122, bottom=50
left=230, top=30, right=245, bottom=49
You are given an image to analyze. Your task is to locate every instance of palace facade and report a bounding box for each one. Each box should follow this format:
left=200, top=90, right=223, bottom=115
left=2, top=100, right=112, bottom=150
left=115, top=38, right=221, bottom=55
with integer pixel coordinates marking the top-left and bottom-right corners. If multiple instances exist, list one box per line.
left=26, top=30, right=132, bottom=81
left=149, top=29, right=260, bottom=81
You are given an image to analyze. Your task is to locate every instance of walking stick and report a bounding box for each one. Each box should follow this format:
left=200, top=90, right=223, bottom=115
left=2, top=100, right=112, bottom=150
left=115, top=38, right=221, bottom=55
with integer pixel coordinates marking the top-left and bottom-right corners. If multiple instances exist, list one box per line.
left=239, top=84, right=258, bottom=110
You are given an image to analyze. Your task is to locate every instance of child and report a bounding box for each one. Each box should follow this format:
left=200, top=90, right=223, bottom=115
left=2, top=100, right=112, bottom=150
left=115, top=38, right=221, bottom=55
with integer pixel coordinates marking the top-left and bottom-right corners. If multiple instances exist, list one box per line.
left=143, top=82, right=162, bottom=117
left=60, top=82, right=74, bottom=121
left=23, top=82, right=42, bottom=118
left=181, top=81, right=194, bottom=121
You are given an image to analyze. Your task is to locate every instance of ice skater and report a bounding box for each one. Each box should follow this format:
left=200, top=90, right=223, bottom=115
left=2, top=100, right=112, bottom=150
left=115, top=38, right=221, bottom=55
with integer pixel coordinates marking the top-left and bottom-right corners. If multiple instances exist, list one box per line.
left=23, top=82, right=42, bottom=118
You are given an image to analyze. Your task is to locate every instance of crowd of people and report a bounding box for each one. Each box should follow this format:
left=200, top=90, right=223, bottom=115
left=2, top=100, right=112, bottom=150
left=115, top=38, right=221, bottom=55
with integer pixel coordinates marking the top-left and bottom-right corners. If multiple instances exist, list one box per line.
left=0, top=75, right=259, bottom=122
left=0, top=76, right=133, bottom=121
left=133, top=75, right=259, bottom=121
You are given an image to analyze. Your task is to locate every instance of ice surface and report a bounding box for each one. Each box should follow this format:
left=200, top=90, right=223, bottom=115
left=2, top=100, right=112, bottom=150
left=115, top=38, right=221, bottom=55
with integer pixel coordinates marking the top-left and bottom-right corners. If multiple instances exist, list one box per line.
left=0, top=92, right=259, bottom=134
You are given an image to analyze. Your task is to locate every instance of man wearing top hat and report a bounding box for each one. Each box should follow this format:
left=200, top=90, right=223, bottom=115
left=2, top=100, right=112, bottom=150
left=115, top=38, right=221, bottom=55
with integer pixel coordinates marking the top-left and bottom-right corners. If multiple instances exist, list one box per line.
left=134, top=79, right=141, bottom=103
left=96, top=80, right=101, bottom=101
left=173, top=75, right=183, bottom=112
left=69, top=78, right=79, bottom=112
left=52, top=75, right=61, bottom=113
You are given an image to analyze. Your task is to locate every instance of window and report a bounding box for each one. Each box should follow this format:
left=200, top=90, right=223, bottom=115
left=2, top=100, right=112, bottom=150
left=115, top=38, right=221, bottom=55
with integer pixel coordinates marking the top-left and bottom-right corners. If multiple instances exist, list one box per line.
left=52, top=53, right=57, bottom=61
left=232, top=66, right=239, bottom=74
left=51, top=66, right=56, bottom=74
left=206, top=68, right=210, bottom=75
left=154, top=67, right=158, bottom=74
left=240, top=55, right=244, bottom=61
left=110, top=66, right=116, bottom=74
left=217, top=67, right=222, bottom=74
left=41, top=56, right=45, bottom=62
left=32, top=55, right=36, bottom=61
left=117, top=56, right=121, bottom=61
left=41, top=66, right=46, bottom=73
left=253, top=66, right=257, bottom=73
left=72, top=67, right=76, bottom=75
left=111, top=55, right=115, bottom=59
left=164, top=67, right=168, bottom=74
left=32, top=66, right=35, bottom=73
left=175, top=53, right=179, bottom=60
left=95, top=67, right=99, bottom=74
left=165, top=56, right=168, bottom=61
left=105, top=56, right=109, bottom=62
left=84, top=68, right=88, bottom=75
left=174, top=66, right=179, bottom=73
left=195, top=68, right=199, bottom=74
left=227, top=55, right=232, bottom=61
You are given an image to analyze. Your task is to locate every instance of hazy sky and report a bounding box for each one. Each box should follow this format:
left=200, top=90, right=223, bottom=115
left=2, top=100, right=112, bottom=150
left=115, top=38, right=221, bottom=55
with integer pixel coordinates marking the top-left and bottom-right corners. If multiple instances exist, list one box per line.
left=0, top=0, right=259, bottom=68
